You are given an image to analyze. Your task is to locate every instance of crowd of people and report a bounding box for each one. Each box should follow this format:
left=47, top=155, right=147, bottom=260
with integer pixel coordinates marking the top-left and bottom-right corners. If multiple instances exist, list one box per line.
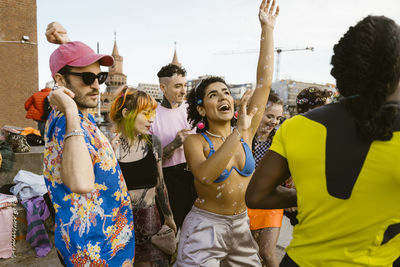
left=39, top=0, right=400, bottom=266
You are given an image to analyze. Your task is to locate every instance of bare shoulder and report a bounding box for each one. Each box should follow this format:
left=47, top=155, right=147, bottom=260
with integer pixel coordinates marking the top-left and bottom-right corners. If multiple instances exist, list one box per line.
left=152, top=135, right=162, bottom=149
left=151, top=135, right=162, bottom=160
left=184, top=133, right=209, bottom=170
left=184, top=133, right=207, bottom=155
left=184, top=133, right=204, bottom=147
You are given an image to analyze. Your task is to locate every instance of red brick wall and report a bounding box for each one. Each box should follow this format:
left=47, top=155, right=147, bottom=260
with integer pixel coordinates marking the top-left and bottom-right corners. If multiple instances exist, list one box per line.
left=0, top=0, right=38, bottom=128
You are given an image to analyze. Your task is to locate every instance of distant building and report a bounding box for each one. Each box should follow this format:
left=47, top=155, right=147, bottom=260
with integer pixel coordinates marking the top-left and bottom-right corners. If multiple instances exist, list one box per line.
left=272, top=79, right=337, bottom=115
left=96, top=37, right=128, bottom=139
left=105, top=37, right=127, bottom=94
left=137, top=83, right=163, bottom=102
left=187, top=75, right=253, bottom=102
left=187, top=75, right=221, bottom=92
left=229, top=83, right=254, bottom=100
left=171, top=43, right=181, bottom=67
left=0, top=0, right=38, bottom=128
left=100, top=36, right=127, bottom=112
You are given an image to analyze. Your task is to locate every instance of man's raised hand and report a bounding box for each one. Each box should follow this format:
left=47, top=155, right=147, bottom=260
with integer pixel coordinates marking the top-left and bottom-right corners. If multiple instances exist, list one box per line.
left=46, top=22, right=70, bottom=44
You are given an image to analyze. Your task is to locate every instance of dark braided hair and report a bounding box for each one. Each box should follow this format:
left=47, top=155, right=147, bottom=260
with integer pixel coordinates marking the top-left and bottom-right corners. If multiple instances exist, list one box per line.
left=331, top=15, right=400, bottom=141
left=296, top=87, right=332, bottom=114
left=187, top=76, right=235, bottom=132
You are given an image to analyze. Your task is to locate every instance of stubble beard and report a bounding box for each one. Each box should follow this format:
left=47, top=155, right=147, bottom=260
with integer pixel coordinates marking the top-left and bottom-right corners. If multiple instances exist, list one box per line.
left=174, top=94, right=186, bottom=105
left=66, top=81, right=98, bottom=109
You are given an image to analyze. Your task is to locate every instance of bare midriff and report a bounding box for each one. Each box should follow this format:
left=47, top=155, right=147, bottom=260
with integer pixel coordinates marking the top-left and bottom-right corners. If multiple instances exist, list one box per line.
left=194, top=172, right=252, bottom=215
left=193, top=138, right=253, bottom=215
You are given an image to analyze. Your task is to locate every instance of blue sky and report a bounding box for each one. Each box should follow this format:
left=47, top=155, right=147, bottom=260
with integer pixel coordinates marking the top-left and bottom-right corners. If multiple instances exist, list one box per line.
left=37, top=0, right=400, bottom=90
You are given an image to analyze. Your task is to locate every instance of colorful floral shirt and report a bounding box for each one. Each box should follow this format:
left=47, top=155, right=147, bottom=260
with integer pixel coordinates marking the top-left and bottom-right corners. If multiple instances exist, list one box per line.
left=43, top=110, right=135, bottom=267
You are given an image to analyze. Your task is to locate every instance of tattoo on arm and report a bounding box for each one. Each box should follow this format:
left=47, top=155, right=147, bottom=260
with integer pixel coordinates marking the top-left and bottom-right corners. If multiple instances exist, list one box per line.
left=155, top=165, right=173, bottom=218
left=153, top=136, right=173, bottom=218
left=162, top=138, right=182, bottom=161
left=152, top=136, right=162, bottom=162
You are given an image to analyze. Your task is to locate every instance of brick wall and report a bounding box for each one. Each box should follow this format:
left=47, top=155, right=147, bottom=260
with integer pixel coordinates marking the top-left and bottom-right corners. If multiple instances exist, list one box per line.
left=0, top=0, right=38, bottom=128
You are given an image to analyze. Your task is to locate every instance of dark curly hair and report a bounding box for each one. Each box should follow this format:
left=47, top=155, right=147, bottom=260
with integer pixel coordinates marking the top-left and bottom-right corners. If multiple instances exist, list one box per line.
left=331, top=15, right=400, bottom=141
left=296, top=87, right=332, bottom=114
left=187, top=76, right=236, bottom=132
left=268, top=90, right=283, bottom=105
left=157, top=63, right=186, bottom=78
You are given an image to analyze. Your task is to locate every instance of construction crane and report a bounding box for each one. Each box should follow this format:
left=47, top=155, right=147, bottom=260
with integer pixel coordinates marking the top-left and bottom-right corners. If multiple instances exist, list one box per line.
left=215, top=46, right=314, bottom=82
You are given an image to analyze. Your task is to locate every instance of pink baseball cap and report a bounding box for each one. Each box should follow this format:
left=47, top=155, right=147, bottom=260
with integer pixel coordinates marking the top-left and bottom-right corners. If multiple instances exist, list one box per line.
left=49, top=41, right=114, bottom=77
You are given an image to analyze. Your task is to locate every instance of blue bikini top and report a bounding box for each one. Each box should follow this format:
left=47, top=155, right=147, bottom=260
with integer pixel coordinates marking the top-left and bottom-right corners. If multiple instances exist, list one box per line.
left=201, top=132, right=256, bottom=183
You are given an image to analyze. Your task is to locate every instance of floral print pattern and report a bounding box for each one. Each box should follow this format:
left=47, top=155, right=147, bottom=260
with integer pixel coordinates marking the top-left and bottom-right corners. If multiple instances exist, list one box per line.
left=44, top=110, right=135, bottom=266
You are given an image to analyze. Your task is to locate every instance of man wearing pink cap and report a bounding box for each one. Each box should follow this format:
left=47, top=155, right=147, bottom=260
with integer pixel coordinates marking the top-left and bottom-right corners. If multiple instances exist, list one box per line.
left=43, top=23, right=135, bottom=266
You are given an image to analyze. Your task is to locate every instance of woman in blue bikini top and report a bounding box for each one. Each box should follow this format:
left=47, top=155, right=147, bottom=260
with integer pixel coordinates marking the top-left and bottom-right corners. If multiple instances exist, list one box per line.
left=200, top=132, right=255, bottom=183
left=183, top=1, right=278, bottom=217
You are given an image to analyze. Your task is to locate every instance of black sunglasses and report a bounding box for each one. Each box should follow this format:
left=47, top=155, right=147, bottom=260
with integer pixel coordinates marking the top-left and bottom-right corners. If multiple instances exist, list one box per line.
left=65, top=71, right=108, bottom=85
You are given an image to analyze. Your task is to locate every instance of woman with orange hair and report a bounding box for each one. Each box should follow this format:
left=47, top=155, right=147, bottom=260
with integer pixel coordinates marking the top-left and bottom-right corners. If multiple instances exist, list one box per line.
left=109, top=86, right=176, bottom=267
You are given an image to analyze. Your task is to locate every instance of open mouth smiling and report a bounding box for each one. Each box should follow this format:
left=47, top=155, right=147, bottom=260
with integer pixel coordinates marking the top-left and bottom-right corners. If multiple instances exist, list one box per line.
left=218, top=104, right=230, bottom=112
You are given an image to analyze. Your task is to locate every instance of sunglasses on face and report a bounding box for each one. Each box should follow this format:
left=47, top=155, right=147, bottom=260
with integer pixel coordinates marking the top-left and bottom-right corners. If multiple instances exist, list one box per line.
left=65, top=71, right=108, bottom=85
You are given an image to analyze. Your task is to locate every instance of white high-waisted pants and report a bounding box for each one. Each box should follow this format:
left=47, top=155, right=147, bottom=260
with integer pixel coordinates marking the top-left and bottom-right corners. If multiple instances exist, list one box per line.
left=174, top=205, right=261, bottom=267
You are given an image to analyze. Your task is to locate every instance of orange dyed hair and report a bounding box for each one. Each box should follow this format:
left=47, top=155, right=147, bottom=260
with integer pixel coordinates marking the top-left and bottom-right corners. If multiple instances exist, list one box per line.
left=109, top=85, right=157, bottom=141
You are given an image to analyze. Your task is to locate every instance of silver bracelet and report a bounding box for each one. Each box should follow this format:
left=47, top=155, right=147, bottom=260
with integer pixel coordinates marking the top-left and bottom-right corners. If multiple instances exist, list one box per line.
left=64, top=129, right=85, bottom=141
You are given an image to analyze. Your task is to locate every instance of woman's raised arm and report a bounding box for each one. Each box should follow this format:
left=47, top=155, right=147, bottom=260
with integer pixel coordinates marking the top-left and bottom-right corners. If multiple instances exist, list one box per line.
left=247, top=0, right=279, bottom=138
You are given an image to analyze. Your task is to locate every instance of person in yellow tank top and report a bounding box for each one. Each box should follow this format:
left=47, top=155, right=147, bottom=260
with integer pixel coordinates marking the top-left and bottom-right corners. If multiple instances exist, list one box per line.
left=246, top=15, right=400, bottom=266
